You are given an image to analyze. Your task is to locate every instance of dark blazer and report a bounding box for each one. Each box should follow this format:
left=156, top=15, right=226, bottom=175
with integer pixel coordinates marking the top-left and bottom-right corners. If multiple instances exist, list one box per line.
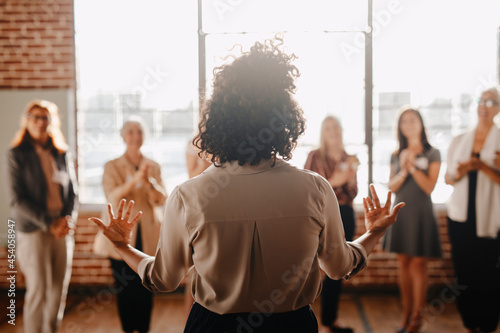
left=7, top=139, right=78, bottom=233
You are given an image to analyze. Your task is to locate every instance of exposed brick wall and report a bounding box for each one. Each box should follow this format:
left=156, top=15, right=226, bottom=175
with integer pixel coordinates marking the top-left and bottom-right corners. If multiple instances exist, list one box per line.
left=0, top=0, right=75, bottom=89
left=345, top=209, right=454, bottom=288
left=0, top=209, right=455, bottom=290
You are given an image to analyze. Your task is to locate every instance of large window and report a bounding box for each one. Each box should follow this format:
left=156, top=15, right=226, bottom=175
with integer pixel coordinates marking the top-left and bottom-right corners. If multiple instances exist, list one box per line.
left=371, top=0, right=500, bottom=202
left=75, top=0, right=499, bottom=205
left=201, top=0, right=370, bottom=199
left=75, top=0, right=198, bottom=203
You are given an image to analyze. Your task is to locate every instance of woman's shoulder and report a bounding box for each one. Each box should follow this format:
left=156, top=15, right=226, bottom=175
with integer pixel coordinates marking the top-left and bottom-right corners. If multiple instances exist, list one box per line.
left=104, top=155, right=125, bottom=170
left=390, top=150, right=399, bottom=161
left=451, top=129, right=474, bottom=143
left=307, top=148, right=320, bottom=157
left=143, top=156, right=161, bottom=168
left=305, top=148, right=321, bottom=163
left=289, top=162, right=330, bottom=189
left=304, top=149, right=320, bottom=170
left=425, top=145, right=440, bottom=155
left=345, top=152, right=359, bottom=162
left=9, top=140, right=34, bottom=154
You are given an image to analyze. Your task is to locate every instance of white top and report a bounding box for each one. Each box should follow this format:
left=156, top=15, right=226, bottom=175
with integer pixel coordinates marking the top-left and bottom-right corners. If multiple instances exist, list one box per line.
left=446, top=125, right=500, bottom=238
left=138, top=159, right=367, bottom=314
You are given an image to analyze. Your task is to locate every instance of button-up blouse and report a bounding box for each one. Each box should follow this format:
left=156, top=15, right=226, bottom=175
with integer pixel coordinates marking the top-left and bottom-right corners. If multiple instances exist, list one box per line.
left=138, top=159, right=367, bottom=314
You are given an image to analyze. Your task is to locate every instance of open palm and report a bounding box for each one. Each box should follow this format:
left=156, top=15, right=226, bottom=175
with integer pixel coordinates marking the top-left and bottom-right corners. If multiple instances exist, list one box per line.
left=90, top=199, right=142, bottom=248
left=363, top=185, right=405, bottom=234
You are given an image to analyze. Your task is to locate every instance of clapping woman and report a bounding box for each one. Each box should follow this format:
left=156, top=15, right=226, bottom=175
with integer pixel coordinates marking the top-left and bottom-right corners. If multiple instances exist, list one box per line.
left=93, top=117, right=167, bottom=333
left=304, top=115, right=358, bottom=333
left=384, top=106, right=442, bottom=333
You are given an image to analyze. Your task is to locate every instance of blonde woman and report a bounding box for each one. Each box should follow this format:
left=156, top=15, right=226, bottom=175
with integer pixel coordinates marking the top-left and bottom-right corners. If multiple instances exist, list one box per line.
left=93, top=117, right=167, bottom=333
left=7, top=100, right=78, bottom=333
left=304, top=116, right=358, bottom=333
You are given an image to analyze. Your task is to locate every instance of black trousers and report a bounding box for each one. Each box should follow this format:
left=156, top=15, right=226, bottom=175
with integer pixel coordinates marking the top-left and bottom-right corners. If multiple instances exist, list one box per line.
left=448, top=218, right=500, bottom=333
left=184, top=302, right=318, bottom=333
left=109, top=224, right=153, bottom=332
left=321, top=205, right=356, bottom=326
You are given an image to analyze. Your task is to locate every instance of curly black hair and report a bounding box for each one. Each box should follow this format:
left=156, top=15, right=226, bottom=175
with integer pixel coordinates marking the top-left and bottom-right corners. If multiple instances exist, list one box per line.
left=194, top=36, right=306, bottom=166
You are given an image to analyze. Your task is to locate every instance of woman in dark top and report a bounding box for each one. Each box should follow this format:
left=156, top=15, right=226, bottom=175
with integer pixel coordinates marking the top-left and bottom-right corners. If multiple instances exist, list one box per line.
left=384, top=106, right=442, bottom=333
left=304, top=115, right=358, bottom=333
left=7, top=100, right=78, bottom=333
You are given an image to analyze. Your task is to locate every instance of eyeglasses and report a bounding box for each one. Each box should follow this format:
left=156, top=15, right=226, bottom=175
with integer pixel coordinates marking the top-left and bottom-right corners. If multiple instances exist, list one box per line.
left=27, top=114, right=51, bottom=122
left=477, top=99, right=499, bottom=107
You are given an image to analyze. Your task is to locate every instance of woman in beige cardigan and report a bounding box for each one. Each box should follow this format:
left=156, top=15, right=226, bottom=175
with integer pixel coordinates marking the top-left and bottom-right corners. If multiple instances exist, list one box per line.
left=94, top=116, right=166, bottom=333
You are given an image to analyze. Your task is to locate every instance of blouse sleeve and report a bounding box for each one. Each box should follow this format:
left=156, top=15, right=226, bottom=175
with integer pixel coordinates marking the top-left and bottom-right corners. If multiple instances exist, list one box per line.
left=428, top=148, right=441, bottom=164
left=446, top=136, right=459, bottom=178
left=390, top=152, right=399, bottom=172
left=316, top=178, right=367, bottom=280
left=138, top=186, right=193, bottom=292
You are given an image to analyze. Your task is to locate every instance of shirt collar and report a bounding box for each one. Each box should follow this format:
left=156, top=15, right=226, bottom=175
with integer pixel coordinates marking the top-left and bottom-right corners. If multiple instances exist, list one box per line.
left=206, top=159, right=287, bottom=175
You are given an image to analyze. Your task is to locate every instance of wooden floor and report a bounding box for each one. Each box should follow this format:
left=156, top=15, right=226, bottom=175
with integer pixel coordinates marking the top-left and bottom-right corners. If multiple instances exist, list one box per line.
left=1, top=289, right=499, bottom=333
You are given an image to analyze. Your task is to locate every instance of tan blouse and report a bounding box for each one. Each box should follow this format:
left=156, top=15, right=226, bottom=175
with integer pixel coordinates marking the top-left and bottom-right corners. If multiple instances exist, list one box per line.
left=138, top=159, right=367, bottom=314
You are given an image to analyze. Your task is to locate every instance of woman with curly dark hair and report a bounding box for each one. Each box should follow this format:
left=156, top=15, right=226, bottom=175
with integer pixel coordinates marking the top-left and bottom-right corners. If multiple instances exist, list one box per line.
left=91, top=38, right=404, bottom=333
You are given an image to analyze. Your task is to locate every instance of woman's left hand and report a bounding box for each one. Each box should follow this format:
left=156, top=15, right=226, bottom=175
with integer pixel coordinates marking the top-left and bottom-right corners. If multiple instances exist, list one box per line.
left=363, top=184, right=405, bottom=234
left=90, top=199, right=142, bottom=248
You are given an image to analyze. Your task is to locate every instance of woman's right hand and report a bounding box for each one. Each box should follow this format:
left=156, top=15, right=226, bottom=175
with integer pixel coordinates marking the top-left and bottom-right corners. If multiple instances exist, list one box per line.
left=455, top=160, right=475, bottom=180
left=363, top=185, right=405, bottom=235
left=90, top=199, right=142, bottom=248
left=49, top=216, right=74, bottom=239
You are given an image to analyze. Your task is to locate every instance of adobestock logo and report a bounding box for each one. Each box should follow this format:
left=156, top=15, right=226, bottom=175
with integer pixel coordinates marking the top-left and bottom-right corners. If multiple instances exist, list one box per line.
left=212, top=0, right=245, bottom=21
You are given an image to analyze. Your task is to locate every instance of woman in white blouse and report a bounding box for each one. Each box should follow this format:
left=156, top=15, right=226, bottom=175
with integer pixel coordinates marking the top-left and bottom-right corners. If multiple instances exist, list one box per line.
left=90, top=38, right=404, bottom=333
left=445, top=86, right=500, bottom=333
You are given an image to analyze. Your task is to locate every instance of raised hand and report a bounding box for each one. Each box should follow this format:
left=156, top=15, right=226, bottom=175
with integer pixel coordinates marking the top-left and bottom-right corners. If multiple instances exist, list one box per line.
left=89, top=199, right=142, bottom=248
left=363, top=184, right=405, bottom=234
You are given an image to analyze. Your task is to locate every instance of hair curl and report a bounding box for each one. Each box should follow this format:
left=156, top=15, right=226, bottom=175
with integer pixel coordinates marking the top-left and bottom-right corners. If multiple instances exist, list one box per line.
left=194, top=37, right=306, bottom=166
